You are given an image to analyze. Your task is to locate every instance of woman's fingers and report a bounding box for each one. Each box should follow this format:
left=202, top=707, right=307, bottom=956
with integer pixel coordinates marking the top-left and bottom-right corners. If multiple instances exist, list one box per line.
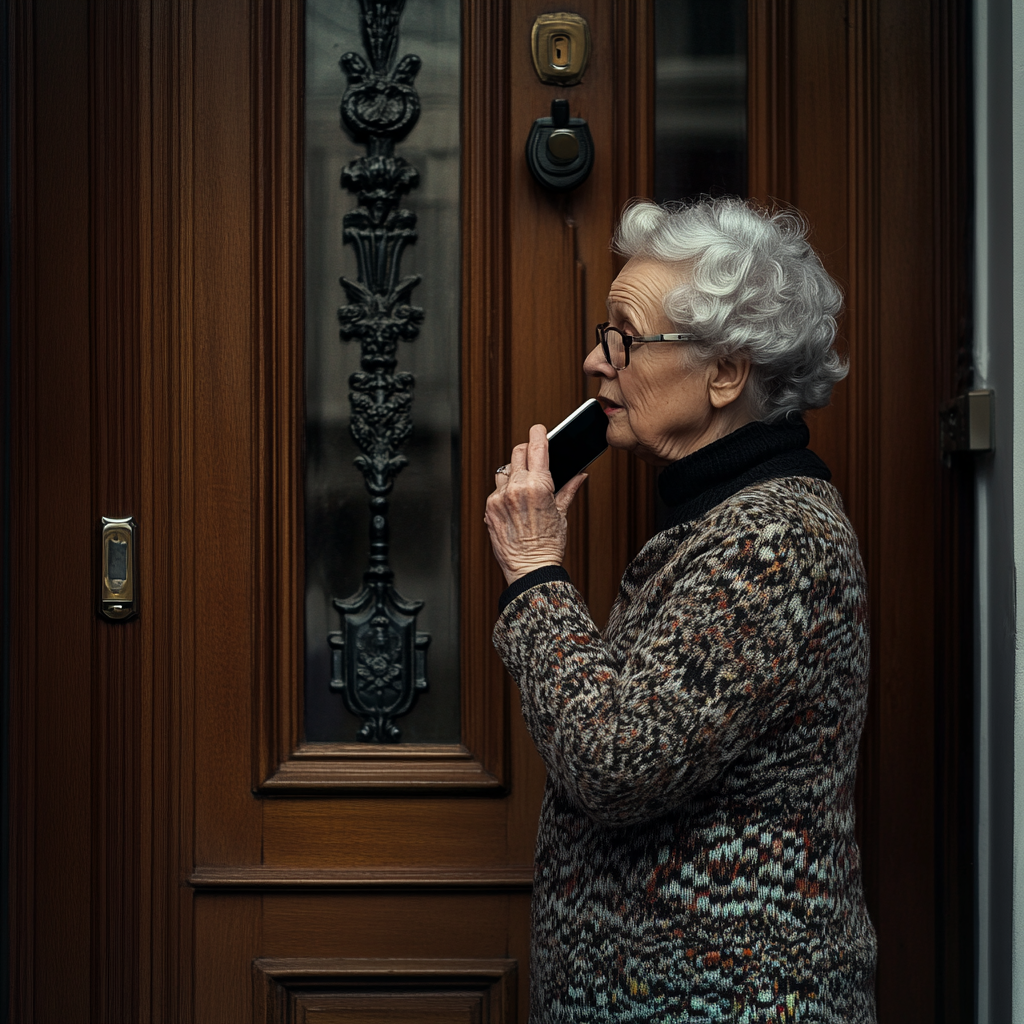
left=508, top=441, right=529, bottom=474
left=505, top=425, right=550, bottom=476
left=484, top=487, right=501, bottom=524
left=526, top=423, right=549, bottom=472
left=553, top=473, right=588, bottom=516
left=485, top=427, right=573, bottom=586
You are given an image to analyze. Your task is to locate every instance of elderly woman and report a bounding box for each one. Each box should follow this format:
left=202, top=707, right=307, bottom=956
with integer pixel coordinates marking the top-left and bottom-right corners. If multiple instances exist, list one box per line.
left=485, top=198, right=876, bottom=1022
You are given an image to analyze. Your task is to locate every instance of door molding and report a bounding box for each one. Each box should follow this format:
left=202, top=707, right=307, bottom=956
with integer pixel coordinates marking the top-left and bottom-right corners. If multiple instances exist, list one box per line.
left=252, top=958, right=518, bottom=1024
left=253, top=0, right=512, bottom=794
left=189, top=864, right=534, bottom=890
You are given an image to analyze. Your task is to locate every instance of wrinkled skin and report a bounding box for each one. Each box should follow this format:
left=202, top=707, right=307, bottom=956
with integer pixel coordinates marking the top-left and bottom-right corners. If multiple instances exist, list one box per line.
left=485, top=425, right=586, bottom=586
left=486, top=258, right=752, bottom=586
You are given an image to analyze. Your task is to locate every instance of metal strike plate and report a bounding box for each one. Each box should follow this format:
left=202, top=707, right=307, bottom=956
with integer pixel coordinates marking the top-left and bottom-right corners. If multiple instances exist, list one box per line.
left=100, top=516, right=138, bottom=621
left=531, top=13, right=591, bottom=86
left=940, top=389, right=994, bottom=456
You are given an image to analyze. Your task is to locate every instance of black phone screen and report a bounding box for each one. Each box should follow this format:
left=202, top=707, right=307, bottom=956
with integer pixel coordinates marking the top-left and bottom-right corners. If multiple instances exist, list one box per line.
left=547, top=399, right=609, bottom=491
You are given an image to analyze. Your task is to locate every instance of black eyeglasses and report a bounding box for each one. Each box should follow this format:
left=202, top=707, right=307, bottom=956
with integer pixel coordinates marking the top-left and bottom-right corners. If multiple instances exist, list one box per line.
left=595, top=322, right=696, bottom=369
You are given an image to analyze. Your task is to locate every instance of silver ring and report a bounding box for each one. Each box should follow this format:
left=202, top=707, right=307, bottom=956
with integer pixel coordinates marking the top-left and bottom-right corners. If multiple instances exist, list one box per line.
left=495, top=464, right=510, bottom=476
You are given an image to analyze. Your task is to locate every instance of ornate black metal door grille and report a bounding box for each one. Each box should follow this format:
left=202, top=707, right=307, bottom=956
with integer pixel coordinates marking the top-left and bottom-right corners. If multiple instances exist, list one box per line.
left=327, top=0, right=430, bottom=743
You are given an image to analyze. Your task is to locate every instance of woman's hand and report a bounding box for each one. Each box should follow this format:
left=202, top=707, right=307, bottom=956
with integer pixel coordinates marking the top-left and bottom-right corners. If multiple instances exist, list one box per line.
left=485, top=424, right=588, bottom=586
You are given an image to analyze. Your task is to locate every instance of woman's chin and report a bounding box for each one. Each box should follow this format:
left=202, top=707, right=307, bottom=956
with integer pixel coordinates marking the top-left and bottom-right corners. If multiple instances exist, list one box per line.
left=603, top=425, right=632, bottom=452
left=606, top=434, right=664, bottom=466
left=612, top=434, right=682, bottom=466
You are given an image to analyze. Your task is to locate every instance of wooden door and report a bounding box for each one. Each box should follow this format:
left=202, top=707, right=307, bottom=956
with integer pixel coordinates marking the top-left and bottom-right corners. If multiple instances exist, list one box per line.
left=745, top=3, right=973, bottom=1019
left=5, top=0, right=970, bottom=1021
left=7, top=1, right=652, bottom=1020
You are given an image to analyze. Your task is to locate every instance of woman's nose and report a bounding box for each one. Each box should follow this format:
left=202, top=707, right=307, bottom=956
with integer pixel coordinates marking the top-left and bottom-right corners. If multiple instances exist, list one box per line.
left=584, top=343, right=616, bottom=379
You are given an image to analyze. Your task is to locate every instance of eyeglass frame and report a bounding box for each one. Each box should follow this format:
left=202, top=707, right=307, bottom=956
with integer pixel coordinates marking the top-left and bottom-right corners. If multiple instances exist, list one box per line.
left=595, top=322, right=697, bottom=369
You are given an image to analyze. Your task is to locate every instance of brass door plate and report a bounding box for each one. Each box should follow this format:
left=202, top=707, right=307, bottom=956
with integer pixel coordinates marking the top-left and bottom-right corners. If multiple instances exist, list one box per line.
left=531, top=13, right=591, bottom=86
left=100, top=515, right=138, bottom=621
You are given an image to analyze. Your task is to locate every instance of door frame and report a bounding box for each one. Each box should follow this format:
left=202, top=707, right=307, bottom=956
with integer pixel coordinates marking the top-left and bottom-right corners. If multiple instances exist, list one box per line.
left=5, top=0, right=974, bottom=1020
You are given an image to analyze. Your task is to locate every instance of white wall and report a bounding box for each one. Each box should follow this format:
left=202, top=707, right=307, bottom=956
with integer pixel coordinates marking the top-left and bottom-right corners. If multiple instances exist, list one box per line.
left=974, top=0, right=1018, bottom=1018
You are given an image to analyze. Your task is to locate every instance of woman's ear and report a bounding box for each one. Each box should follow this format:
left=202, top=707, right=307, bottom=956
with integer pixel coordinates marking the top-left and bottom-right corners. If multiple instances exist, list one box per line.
left=708, top=354, right=752, bottom=409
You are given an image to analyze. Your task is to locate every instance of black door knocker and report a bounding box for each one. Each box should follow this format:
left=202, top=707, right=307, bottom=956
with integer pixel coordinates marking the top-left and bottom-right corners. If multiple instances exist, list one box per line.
left=525, top=99, right=594, bottom=193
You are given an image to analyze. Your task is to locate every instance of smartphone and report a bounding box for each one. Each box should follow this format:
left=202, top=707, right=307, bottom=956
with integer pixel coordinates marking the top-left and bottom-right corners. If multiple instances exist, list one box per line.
left=546, top=398, right=609, bottom=492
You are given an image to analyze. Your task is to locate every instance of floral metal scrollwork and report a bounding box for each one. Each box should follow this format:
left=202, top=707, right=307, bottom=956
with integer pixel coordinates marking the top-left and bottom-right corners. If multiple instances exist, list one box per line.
left=328, top=0, right=429, bottom=743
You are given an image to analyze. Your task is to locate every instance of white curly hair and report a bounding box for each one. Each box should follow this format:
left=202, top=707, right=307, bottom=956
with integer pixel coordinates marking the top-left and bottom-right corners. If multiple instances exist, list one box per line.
left=612, top=197, right=847, bottom=422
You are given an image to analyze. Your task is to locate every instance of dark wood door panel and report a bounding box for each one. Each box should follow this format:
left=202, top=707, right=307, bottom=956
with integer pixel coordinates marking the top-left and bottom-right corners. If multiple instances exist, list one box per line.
left=259, top=801, right=512, bottom=869
left=258, top=893, right=530, bottom=957
left=192, top=894, right=528, bottom=1022
left=258, top=894, right=532, bottom=1021
left=253, top=958, right=517, bottom=1024
left=194, top=895, right=263, bottom=1024
left=276, top=993, right=489, bottom=1024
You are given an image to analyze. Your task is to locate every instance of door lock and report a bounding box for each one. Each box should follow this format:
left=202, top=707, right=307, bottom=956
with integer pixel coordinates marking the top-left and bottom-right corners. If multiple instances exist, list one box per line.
left=100, top=516, right=138, bottom=621
left=525, top=99, right=594, bottom=193
left=530, top=13, right=591, bottom=86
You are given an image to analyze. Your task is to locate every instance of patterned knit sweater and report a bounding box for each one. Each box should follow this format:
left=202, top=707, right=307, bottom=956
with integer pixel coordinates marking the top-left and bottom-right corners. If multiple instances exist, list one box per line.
left=493, top=421, right=877, bottom=1023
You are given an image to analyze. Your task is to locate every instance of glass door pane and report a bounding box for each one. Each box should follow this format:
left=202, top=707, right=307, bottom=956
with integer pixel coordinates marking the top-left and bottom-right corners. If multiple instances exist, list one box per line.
left=304, top=0, right=461, bottom=744
left=654, top=0, right=747, bottom=202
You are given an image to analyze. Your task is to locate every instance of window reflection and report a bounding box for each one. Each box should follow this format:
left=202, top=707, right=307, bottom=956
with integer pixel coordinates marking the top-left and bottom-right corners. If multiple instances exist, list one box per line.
left=654, top=1, right=747, bottom=203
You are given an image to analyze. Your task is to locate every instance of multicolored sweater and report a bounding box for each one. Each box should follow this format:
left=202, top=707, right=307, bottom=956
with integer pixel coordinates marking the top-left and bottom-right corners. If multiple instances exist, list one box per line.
left=493, top=421, right=877, bottom=1023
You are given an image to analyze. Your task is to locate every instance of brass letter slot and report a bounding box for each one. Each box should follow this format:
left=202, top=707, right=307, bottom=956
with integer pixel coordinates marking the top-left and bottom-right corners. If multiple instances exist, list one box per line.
left=100, top=516, right=138, bottom=621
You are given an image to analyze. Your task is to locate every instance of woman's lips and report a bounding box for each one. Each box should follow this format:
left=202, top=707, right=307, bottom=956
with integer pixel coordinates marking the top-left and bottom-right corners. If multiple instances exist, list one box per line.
left=598, top=398, right=623, bottom=415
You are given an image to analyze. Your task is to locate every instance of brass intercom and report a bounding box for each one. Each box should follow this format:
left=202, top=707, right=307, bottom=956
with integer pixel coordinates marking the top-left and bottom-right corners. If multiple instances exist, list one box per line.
left=100, top=516, right=138, bottom=621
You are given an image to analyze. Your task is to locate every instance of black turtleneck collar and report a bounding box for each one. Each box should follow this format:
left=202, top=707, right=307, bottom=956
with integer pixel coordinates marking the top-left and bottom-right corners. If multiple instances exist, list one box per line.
left=658, top=416, right=831, bottom=528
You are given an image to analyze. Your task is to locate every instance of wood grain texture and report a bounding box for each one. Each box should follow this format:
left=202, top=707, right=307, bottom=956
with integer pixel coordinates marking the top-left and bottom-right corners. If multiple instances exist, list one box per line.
left=256, top=896, right=531, bottom=1019
left=261, top=756, right=504, bottom=791
left=33, top=0, right=96, bottom=1002
left=747, top=0, right=971, bottom=1014
left=873, top=0, right=940, bottom=1012
left=252, top=0, right=304, bottom=792
left=460, top=0, right=515, bottom=794
left=841, top=0, right=885, bottom=1002
left=260, top=798, right=509, bottom=868
left=190, top=865, right=533, bottom=890
left=188, top=4, right=555, bottom=1021
left=505, top=0, right=656, bottom=630
left=9, top=1, right=94, bottom=1020
left=259, top=894, right=518, bottom=958
left=748, top=0, right=793, bottom=206
left=7, top=0, right=38, bottom=1017
left=194, top=895, right=262, bottom=1023
left=253, top=959, right=517, bottom=1024
left=89, top=1, right=145, bottom=1020
left=145, top=0, right=199, bottom=1017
